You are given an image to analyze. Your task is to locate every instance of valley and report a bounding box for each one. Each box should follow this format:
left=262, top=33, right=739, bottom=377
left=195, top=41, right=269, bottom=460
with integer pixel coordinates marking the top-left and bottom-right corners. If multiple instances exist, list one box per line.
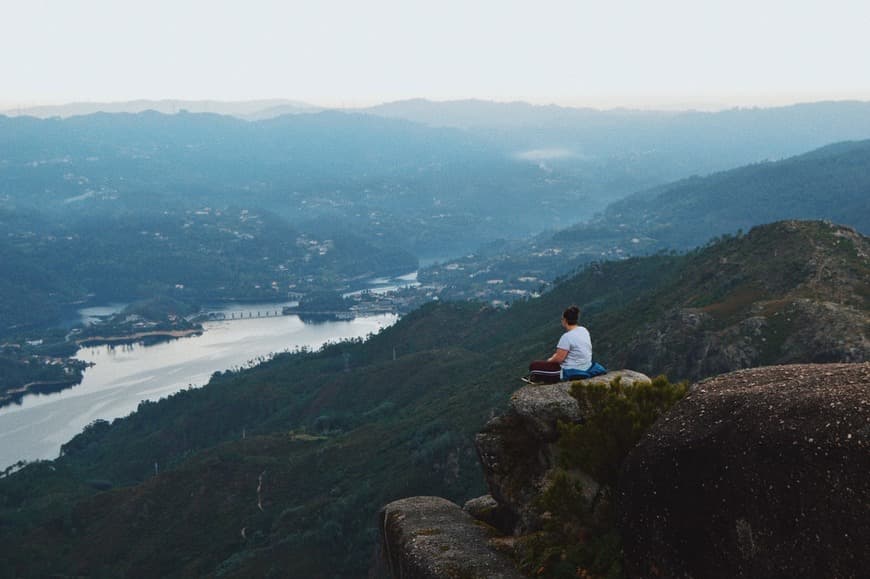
left=0, top=219, right=866, bottom=577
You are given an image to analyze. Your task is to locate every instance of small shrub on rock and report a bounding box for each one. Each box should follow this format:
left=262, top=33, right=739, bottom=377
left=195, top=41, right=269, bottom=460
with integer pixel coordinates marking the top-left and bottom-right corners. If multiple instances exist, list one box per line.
left=561, top=375, right=687, bottom=487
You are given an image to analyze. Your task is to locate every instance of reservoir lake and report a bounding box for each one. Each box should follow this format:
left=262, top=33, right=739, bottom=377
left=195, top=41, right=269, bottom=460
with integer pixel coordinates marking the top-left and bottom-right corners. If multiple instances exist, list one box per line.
left=0, top=308, right=397, bottom=470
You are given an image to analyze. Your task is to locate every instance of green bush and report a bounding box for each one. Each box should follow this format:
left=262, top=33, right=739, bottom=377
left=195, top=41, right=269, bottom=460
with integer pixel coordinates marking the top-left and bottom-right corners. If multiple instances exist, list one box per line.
left=560, top=375, right=688, bottom=487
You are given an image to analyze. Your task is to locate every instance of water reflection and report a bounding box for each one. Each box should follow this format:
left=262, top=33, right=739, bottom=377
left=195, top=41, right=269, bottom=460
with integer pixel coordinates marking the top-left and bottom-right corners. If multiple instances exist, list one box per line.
left=0, top=313, right=396, bottom=469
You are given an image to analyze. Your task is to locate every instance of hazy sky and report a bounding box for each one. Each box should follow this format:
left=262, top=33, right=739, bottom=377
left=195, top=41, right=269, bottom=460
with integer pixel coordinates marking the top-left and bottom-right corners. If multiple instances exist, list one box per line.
left=3, top=0, right=870, bottom=110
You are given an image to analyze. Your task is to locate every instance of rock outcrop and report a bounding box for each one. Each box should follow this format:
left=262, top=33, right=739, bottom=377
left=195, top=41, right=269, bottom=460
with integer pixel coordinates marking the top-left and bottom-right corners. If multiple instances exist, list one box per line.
left=378, top=496, right=525, bottom=579
left=476, top=370, right=651, bottom=532
left=462, top=494, right=516, bottom=533
left=379, top=360, right=870, bottom=578
left=626, top=300, right=870, bottom=381
left=618, top=362, right=870, bottom=579
left=377, top=370, right=649, bottom=576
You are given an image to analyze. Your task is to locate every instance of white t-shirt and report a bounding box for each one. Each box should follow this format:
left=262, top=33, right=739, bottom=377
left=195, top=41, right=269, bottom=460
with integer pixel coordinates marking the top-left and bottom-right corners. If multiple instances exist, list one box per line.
left=556, top=326, right=592, bottom=371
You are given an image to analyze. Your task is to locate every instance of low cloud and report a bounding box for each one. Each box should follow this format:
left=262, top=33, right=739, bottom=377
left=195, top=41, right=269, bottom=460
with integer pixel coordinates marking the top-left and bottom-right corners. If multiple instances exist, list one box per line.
left=514, top=148, right=584, bottom=161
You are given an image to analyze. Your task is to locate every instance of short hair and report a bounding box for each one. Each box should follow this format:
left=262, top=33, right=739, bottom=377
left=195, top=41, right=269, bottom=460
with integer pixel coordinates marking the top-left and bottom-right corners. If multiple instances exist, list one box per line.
left=563, top=305, right=580, bottom=325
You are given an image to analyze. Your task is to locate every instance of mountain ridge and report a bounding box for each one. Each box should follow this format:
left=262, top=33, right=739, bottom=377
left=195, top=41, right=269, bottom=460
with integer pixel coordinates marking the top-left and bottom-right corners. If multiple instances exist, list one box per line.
left=0, top=98, right=320, bottom=119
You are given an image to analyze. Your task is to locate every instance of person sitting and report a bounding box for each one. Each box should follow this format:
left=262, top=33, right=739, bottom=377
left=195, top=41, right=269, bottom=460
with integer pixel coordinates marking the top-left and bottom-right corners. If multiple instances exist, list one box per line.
left=547, top=305, right=593, bottom=380
left=525, top=305, right=606, bottom=383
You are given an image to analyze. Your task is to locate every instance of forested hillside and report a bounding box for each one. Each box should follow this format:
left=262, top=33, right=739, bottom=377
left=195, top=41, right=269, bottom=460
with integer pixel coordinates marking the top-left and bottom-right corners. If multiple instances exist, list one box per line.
left=593, top=138, right=870, bottom=246
left=0, top=220, right=865, bottom=577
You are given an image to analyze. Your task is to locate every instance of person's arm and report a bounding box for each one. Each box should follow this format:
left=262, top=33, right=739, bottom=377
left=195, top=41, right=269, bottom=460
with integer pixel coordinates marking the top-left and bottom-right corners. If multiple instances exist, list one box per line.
left=548, top=348, right=568, bottom=364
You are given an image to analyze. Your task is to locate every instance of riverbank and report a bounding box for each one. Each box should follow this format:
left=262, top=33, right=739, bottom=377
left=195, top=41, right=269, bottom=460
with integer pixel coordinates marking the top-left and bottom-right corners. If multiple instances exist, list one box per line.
left=0, top=379, right=82, bottom=407
left=75, top=328, right=203, bottom=347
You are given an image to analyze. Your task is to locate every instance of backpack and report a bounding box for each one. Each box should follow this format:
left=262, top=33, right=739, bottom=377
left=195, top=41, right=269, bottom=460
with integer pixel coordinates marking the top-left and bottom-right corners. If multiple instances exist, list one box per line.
left=564, top=361, right=608, bottom=380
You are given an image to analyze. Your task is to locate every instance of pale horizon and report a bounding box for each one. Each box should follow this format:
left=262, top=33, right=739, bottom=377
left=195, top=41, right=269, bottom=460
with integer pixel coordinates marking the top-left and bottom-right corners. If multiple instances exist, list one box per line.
left=4, top=93, right=870, bottom=116
left=3, top=1, right=870, bottom=114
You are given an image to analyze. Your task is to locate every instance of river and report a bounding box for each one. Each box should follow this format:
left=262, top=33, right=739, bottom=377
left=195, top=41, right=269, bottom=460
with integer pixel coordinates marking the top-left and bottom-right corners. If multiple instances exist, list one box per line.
left=0, top=312, right=397, bottom=470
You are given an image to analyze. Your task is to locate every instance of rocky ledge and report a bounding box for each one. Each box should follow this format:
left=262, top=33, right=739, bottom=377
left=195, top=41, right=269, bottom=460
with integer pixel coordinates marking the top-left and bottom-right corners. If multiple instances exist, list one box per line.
left=378, top=496, right=525, bottom=579
left=476, top=370, right=651, bottom=533
left=378, top=363, right=869, bottom=578
left=377, top=370, right=649, bottom=577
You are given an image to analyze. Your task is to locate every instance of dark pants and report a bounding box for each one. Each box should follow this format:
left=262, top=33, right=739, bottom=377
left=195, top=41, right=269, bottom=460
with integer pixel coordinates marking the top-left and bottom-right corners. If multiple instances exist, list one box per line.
left=528, top=360, right=562, bottom=383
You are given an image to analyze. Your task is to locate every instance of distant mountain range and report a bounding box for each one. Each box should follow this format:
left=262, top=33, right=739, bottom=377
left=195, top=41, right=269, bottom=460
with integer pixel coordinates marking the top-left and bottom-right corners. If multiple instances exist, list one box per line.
left=0, top=220, right=865, bottom=577
left=366, top=99, right=870, bottom=194
left=0, top=99, right=321, bottom=119
left=364, top=98, right=870, bottom=139
left=5, top=101, right=870, bottom=254
left=0, top=110, right=575, bottom=256
left=8, top=98, right=870, bottom=191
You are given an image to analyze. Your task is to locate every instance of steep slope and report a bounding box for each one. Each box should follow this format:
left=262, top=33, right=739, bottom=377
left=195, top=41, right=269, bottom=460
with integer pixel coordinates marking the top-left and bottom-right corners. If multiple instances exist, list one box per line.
left=0, top=221, right=866, bottom=577
left=585, top=221, right=870, bottom=379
